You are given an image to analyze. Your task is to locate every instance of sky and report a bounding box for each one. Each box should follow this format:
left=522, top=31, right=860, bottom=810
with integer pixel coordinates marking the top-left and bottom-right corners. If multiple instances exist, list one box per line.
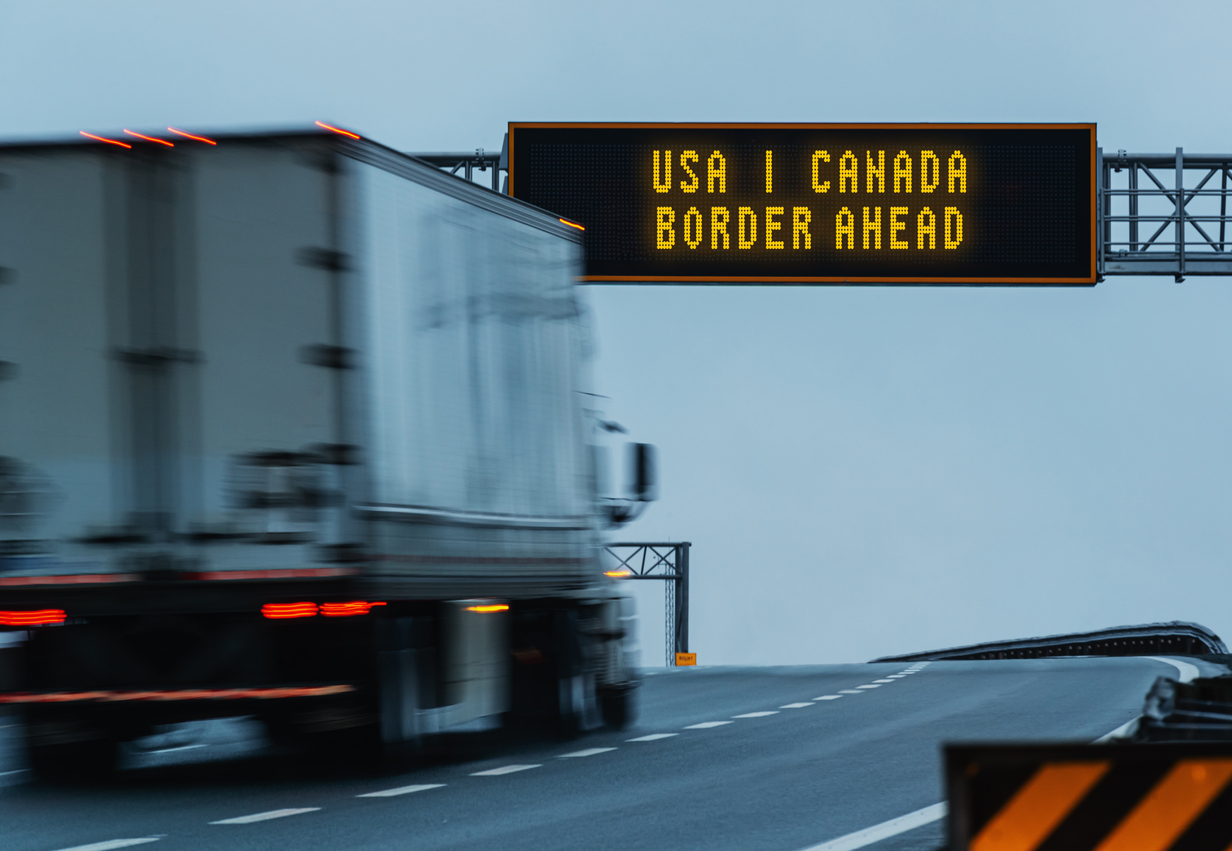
left=3, top=0, right=1232, bottom=664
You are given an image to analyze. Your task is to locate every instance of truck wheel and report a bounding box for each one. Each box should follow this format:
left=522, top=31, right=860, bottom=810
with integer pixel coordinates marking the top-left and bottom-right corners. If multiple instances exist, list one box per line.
left=556, top=673, right=585, bottom=738
left=26, top=719, right=119, bottom=781
left=599, top=686, right=637, bottom=730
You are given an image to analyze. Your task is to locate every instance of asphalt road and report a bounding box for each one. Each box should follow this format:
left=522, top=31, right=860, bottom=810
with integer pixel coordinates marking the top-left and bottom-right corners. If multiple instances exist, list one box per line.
left=0, top=656, right=1218, bottom=851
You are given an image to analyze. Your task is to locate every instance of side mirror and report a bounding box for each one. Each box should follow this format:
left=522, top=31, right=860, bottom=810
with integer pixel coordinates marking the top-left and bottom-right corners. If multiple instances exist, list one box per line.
left=630, top=443, right=657, bottom=502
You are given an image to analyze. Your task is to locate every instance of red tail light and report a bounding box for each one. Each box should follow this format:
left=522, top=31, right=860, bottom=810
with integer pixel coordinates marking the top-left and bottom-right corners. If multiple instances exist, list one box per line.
left=314, top=120, right=361, bottom=140
left=79, top=131, right=132, bottom=149
left=167, top=127, right=217, bottom=145
left=261, top=602, right=319, bottom=619
left=123, top=130, right=174, bottom=147
left=320, top=601, right=386, bottom=617
left=0, top=609, right=66, bottom=627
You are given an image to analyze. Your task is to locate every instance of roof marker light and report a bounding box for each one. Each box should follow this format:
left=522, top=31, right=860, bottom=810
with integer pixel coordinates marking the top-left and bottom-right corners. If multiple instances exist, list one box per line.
left=0, top=609, right=66, bottom=627
left=465, top=604, right=510, bottom=613
left=261, top=602, right=319, bottom=619
left=559, top=218, right=585, bottom=231
left=320, top=601, right=386, bottom=617
left=315, top=121, right=361, bottom=140
left=123, top=130, right=173, bottom=147
left=167, top=127, right=217, bottom=145
left=79, top=132, right=132, bottom=149
left=604, top=569, right=632, bottom=578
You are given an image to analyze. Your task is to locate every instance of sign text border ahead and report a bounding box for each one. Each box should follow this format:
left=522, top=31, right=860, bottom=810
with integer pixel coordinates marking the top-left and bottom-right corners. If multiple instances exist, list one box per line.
left=507, top=122, right=1098, bottom=286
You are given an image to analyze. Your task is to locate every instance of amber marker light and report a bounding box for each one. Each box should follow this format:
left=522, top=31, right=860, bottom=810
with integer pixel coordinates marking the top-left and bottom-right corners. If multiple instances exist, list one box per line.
left=261, top=602, right=319, bottom=619
left=559, top=218, right=585, bottom=231
left=604, top=569, right=632, bottom=578
left=167, top=127, right=217, bottom=145
left=79, top=132, right=132, bottom=149
left=123, top=130, right=173, bottom=147
left=314, top=121, right=361, bottom=140
left=320, top=601, right=386, bottom=617
left=0, top=609, right=66, bottom=627
left=465, top=604, right=510, bottom=613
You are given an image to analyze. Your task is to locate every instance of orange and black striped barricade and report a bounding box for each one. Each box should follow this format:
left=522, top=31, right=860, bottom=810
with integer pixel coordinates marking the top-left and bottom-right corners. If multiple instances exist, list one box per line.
left=946, top=742, right=1232, bottom=850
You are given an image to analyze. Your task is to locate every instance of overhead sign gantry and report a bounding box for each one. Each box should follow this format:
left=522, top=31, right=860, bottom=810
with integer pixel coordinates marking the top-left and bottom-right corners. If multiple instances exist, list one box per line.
left=507, top=123, right=1097, bottom=285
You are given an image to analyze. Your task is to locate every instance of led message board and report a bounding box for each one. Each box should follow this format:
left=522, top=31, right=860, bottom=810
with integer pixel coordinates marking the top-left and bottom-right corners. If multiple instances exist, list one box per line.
left=507, top=123, right=1096, bottom=284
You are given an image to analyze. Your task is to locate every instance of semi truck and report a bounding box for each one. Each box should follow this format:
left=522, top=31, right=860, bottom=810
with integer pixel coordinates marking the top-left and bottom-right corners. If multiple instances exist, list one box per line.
left=0, top=126, right=651, bottom=775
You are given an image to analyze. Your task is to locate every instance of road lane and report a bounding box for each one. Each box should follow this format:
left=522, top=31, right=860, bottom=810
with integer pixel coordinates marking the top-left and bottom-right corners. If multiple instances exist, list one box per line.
left=0, top=657, right=1217, bottom=851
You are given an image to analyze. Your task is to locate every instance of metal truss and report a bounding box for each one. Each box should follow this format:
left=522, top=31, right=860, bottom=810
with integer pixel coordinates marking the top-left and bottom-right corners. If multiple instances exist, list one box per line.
left=1100, top=149, right=1232, bottom=280
left=602, top=542, right=690, bottom=666
left=408, top=143, right=506, bottom=193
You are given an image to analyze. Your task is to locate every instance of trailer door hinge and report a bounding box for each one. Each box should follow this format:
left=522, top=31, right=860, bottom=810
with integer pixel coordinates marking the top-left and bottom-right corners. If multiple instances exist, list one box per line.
left=300, top=344, right=355, bottom=370
left=114, top=347, right=202, bottom=368
left=297, top=247, right=350, bottom=272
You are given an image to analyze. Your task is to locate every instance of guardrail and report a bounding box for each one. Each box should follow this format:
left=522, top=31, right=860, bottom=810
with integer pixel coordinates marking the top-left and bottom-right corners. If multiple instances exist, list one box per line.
left=872, top=621, right=1227, bottom=662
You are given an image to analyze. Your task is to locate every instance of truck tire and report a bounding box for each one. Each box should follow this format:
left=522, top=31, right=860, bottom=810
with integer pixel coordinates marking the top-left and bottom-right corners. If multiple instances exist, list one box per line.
left=599, top=686, right=637, bottom=730
left=25, top=718, right=119, bottom=781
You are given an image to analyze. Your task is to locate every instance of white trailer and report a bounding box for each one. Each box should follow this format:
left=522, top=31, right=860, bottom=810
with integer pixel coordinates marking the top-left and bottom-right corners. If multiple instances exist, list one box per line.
left=0, top=128, right=649, bottom=775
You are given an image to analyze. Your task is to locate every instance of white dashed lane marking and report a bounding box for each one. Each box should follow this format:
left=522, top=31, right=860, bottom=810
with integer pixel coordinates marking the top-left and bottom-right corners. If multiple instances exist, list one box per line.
left=210, top=809, right=320, bottom=825
left=558, top=747, right=617, bottom=758
left=358, top=783, right=445, bottom=798
left=734, top=711, right=779, bottom=718
left=52, top=840, right=163, bottom=851
left=471, top=764, right=540, bottom=776
left=856, top=685, right=880, bottom=689
left=872, top=679, right=895, bottom=684
left=839, top=690, right=865, bottom=694
left=814, top=695, right=843, bottom=701
left=686, top=721, right=732, bottom=729
left=148, top=744, right=208, bottom=754
left=781, top=702, right=814, bottom=709
left=627, top=733, right=677, bottom=742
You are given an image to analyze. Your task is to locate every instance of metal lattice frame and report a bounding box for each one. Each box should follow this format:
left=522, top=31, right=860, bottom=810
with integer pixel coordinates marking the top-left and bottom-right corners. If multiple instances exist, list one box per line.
left=602, top=542, right=690, bottom=666
left=408, top=150, right=505, bottom=192
left=1100, top=149, right=1232, bottom=279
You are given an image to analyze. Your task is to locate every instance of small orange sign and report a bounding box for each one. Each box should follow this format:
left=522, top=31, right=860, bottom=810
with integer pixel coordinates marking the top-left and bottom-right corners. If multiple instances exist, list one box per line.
left=675, top=652, right=697, bottom=666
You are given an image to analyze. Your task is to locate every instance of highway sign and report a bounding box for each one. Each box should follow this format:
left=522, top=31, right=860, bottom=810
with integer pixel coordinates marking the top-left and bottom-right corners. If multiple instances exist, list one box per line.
left=507, top=123, right=1096, bottom=285
left=946, top=742, right=1232, bottom=849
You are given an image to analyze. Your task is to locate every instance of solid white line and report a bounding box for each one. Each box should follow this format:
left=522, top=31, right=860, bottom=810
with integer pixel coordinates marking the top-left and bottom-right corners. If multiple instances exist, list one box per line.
left=558, top=747, right=617, bottom=758
left=1144, top=656, right=1202, bottom=684
left=798, top=802, right=946, bottom=851
left=0, top=769, right=29, bottom=777
left=733, top=711, right=778, bottom=718
left=627, top=733, right=677, bottom=742
left=52, top=839, right=162, bottom=851
left=1093, top=718, right=1140, bottom=743
left=358, top=783, right=445, bottom=798
left=470, top=764, right=540, bottom=776
left=210, top=808, right=320, bottom=824
left=685, top=721, right=732, bottom=729
left=781, top=702, right=814, bottom=709
left=814, top=695, right=843, bottom=701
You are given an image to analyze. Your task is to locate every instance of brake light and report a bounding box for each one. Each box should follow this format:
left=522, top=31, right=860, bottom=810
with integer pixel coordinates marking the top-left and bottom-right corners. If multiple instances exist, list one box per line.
left=261, top=602, right=319, bottom=619
left=320, top=601, right=386, bottom=617
left=0, top=609, right=66, bottom=627
left=465, top=604, right=509, bottom=613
